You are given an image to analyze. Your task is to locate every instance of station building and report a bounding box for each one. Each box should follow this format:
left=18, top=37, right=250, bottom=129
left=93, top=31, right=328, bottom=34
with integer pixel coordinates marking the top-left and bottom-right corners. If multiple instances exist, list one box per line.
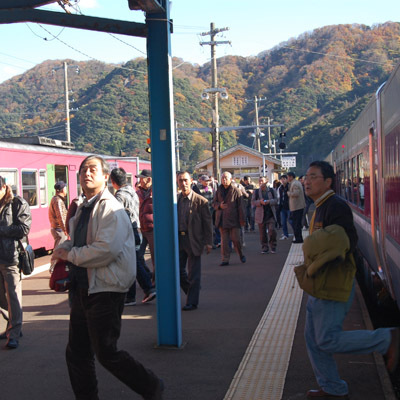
left=194, top=144, right=283, bottom=183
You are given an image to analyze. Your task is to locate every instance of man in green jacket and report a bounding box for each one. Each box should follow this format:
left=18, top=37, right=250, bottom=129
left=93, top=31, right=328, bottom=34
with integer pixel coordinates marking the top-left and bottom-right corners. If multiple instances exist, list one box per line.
left=302, top=160, right=399, bottom=400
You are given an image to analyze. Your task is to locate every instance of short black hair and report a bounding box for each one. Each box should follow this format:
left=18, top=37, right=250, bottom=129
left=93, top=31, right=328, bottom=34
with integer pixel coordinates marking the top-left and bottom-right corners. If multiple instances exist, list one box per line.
left=177, top=171, right=191, bottom=178
left=309, top=161, right=335, bottom=189
left=243, top=176, right=249, bottom=181
left=79, top=155, right=110, bottom=175
left=110, top=168, right=127, bottom=187
left=280, top=174, right=288, bottom=179
left=287, top=172, right=296, bottom=178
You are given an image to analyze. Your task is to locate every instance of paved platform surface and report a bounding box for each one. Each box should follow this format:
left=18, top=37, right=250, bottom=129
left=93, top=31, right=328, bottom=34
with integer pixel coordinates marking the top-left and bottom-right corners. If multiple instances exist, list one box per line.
left=0, top=229, right=395, bottom=399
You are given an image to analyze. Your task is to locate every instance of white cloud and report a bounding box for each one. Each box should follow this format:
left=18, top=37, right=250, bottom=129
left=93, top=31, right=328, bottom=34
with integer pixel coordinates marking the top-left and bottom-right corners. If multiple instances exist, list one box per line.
left=77, top=0, right=99, bottom=10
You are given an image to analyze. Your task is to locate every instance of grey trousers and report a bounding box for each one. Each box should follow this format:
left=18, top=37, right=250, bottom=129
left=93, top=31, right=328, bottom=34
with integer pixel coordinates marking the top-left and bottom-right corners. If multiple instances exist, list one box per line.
left=0, top=263, right=23, bottom=340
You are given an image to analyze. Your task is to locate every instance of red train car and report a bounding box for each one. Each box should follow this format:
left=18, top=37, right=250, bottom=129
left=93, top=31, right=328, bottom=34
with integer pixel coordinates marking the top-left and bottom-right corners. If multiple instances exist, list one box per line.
left=0, top=138, right=151, bottom=253
left=330, top=62, right=400, bottom=309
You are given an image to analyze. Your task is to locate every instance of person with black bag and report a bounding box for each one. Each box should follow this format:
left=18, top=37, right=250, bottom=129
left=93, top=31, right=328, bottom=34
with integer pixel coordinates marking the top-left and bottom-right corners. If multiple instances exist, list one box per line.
left=0, top=176, right=32, bottom=349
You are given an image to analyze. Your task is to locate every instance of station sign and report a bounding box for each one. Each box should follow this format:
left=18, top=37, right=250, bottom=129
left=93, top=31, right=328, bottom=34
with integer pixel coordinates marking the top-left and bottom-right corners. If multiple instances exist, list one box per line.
left=108, top=162, right=119, bottom=171
left=281, top=156, right=296, bottom=168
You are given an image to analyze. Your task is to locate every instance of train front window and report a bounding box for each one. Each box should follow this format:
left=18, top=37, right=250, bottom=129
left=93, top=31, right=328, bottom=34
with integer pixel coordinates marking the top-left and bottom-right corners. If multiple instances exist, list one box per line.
left=22, top=170, right=38, bottom=207
left=0, top=169, right=18, bottom=195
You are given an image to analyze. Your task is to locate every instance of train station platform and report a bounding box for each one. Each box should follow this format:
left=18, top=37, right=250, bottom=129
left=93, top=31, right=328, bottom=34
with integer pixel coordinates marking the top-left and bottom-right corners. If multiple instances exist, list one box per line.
left=0, top=230, right=396, bottom=400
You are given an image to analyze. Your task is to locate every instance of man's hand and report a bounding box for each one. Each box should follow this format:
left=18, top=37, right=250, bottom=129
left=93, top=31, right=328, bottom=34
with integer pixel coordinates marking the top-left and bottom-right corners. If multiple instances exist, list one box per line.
left=205, top=245, right=212, bottom=254
left=52, top=248, right=69, bottom=262
left=220, top=201, right=228, bottom=210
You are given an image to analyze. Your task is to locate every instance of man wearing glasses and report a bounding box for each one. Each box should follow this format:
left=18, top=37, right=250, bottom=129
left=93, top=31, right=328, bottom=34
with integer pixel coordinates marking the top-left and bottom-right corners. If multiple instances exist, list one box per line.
left=301, top=161, right=398, bottom=399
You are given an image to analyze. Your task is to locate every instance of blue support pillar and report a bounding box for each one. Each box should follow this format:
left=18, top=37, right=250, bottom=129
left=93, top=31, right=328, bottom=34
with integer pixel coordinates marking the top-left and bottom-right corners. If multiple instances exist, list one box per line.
left=146, top=2, right=182, bottom=347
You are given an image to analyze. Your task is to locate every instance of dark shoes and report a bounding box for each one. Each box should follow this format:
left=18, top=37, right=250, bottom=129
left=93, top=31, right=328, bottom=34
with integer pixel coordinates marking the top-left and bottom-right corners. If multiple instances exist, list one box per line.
left=241, top=256, right=246, bottom=263
left=385, top=327, right=400, bottom=374
left=142, top=292, right=157, bottom=304
left=0, top=331, right=22, bottom=340
left=143, top=378, right=164, bottom=400
left=307, top=389, right=349, bottom=399
left=182, top=304, right=197, bottom=311
left=5, top=338, right=19, bottom=349
left=124, top=298, right=137, bottom=306
left=292, top=240, right=304, bottom=244
left=220, top=261, right=229, bottom=266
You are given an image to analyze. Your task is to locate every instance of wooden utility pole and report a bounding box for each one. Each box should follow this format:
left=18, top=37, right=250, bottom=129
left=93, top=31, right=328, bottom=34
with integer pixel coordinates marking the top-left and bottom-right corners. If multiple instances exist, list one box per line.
left=245, top=96, right=266, bottom=152
left=200, top=23, right=230, bottom=182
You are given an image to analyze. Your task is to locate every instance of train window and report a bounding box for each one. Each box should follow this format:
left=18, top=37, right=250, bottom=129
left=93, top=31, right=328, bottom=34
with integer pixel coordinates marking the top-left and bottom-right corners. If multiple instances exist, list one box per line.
left=76, top=172, right=82, bottom=196
left=344, top=161, right=352, bottom=202
left=126, top=173, right=133, bottom=186
left=357, top=153, right=365, bottom=209
left=39, top=170, right=47, bottom=207
left=107, top=177, right=115, bottom=195
left=0, top=169, right=18, bottom=195
left=339, top=164, right=345, bottom=197
left=21, top=170, right=38, bottom=207
left=351, top=156, right=358, bottom=205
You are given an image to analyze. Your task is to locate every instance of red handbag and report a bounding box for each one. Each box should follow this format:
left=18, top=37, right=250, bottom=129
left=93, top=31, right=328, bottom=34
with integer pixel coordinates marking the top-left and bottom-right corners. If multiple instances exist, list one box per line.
left=49, top=260, right=71, bottom=292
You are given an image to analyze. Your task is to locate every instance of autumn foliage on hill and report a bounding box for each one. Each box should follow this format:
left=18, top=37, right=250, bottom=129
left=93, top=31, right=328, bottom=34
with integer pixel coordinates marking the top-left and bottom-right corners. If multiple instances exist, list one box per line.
left=0, top=22, right=399, bottom=172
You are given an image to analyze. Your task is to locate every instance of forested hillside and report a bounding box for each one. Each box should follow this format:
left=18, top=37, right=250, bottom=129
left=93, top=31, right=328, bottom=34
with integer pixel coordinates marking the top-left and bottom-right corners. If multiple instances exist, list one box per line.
left=0, top=22, right=399, bottom=172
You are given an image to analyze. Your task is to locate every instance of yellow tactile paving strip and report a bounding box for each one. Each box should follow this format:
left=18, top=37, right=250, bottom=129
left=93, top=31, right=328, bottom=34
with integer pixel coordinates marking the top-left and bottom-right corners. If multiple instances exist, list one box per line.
left=224, top=242, right=305, bottom=400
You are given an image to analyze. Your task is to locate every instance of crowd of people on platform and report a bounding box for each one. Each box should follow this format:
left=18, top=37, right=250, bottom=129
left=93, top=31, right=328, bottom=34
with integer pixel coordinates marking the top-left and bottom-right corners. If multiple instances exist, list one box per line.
left=0, top=157, right=399, bottom=400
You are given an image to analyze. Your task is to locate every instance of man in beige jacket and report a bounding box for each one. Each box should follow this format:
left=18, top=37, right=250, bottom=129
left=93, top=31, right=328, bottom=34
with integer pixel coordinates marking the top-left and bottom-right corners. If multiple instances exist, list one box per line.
left=52, top=155, right=163, bottom=400
left=287, top=171, right=305, bottom=243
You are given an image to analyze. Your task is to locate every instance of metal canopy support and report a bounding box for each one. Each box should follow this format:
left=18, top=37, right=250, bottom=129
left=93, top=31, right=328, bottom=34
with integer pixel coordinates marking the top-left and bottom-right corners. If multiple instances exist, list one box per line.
left=0, top=1, right=181, bottom=347
left=146, top=3, right=182, bottom=347
left=0, top=0, right=55, bottom=7
left=0, top=9, right=147, bottom=37
left=128, top=0, right=165, bottom=13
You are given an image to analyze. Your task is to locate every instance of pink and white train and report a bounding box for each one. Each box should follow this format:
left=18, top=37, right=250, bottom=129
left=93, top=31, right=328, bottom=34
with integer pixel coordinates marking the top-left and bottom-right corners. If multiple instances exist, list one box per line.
left=0, top=137, right=150, bottom=253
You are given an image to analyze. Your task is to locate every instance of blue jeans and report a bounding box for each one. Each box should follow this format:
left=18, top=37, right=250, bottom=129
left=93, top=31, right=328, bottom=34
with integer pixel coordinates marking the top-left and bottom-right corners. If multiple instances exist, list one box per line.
left=127, top=250, right=154, bottom=301
left=280, top=208, right=290, bottom=237
left=305, top=283, right=392, bottom=395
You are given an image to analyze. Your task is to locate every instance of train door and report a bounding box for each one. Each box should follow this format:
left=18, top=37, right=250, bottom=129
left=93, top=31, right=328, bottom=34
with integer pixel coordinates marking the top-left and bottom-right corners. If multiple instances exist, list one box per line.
left=47, top=164, right=69, bottom=205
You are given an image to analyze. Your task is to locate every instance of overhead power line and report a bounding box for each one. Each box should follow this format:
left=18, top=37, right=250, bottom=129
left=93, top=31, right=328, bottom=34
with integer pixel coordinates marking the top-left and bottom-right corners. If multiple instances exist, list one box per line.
left=282, top=44, right=396, bottom=65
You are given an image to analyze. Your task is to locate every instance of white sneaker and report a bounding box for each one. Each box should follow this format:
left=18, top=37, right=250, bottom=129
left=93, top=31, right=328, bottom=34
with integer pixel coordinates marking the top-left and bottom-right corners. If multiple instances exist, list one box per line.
left=279, top=235, right=288, bottom=240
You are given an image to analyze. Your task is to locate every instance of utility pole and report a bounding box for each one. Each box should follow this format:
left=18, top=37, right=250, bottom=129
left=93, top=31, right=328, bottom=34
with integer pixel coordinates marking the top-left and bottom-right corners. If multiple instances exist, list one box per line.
left=267, top=116, right=272, bottom=154
left=175, top=120, right=182, bottom=171
left=52, top=62, right=79, bottom=143
left=245, top=96, right=266, bottom=152
left=200, top=23, right=230, bottom=182
left=63, top=62, right=71, bottom=142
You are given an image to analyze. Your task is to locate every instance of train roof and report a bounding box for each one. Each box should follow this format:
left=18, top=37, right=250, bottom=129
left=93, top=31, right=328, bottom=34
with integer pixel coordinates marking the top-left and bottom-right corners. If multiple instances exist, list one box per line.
left=0, top=139, right=151, bottom=165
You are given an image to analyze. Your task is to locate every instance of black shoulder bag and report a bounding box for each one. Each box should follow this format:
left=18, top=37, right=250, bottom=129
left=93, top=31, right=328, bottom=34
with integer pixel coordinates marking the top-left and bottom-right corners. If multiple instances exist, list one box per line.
left=17, top=239, right=35, bottom=275
left=12, top=197, right=35, bottom=275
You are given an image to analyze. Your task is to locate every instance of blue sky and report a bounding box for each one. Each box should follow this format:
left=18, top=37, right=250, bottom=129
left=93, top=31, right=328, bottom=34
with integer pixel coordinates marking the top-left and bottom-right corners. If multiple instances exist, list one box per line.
left=0, top=0, right=398, bottom=83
